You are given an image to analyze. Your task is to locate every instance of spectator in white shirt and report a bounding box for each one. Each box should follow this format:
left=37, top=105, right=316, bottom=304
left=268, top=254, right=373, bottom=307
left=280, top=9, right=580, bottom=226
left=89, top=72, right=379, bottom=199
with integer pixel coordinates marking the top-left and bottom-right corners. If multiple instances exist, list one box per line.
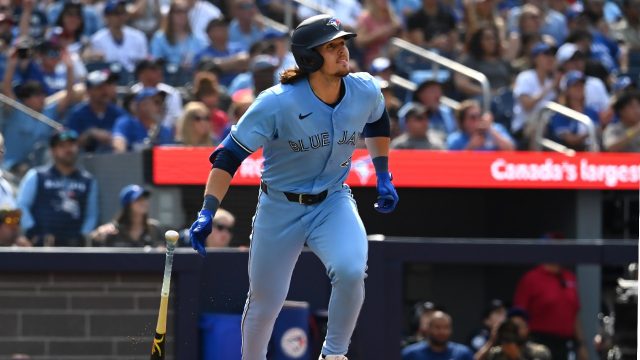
left=186, top=0, right=222, bottom=41
left=86, top=0, right=148, bottom=72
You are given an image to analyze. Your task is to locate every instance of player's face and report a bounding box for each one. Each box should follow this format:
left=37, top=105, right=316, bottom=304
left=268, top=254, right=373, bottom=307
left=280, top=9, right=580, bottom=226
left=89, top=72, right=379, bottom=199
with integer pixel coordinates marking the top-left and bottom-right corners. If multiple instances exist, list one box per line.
left=316, top=37, right=350, bottom=77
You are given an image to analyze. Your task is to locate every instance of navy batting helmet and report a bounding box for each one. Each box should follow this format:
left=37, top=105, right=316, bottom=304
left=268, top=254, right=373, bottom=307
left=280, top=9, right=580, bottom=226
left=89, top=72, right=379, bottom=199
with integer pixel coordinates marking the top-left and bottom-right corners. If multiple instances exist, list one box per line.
left=291, top=15, right=356, bottom=73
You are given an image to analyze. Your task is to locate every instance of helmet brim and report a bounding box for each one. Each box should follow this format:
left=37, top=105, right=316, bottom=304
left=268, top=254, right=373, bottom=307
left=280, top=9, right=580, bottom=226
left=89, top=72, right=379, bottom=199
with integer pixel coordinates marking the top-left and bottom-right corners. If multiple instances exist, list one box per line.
left=306, top=31, right=357, bottom=49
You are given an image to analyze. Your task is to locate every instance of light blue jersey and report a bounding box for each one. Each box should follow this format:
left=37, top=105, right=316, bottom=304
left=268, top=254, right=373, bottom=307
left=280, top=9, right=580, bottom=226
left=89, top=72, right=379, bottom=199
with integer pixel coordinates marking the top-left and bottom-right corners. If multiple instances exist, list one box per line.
left=228, top=72, right=385, bottom=194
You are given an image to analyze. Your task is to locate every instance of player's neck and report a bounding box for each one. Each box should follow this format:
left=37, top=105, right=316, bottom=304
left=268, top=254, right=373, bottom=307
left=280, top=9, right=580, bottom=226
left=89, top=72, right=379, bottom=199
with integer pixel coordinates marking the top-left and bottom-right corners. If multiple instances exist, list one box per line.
left=308, top=72, right=343, bottom=105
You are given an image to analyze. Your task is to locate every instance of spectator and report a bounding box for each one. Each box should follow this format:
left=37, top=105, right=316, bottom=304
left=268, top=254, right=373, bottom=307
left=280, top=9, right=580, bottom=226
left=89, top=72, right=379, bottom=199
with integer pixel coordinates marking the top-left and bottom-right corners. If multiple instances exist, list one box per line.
left=0, top=134, right=17, bottom=207
left=547, top=71, right=600, bottom=151
left=513, top=261, right=587, bottom=360
left=227, top=87, right=254, bottom=125
left=468, top=299, right=507, bottom=353
left=228, top=54, right=279, bottom=96
left=192, top=77, right=229, bottom=141
left=17, top=130, right=98, bottom=247
left=298, top=0, right=361, bottom=29
left=447, top=100, right=515, bottom=150
left=603, top=91, right=640, bottom=152
left=0, top=209, right=30, bottom=247
left=507, top=0, right=568, bottom=45
left=176, top=101, right=216, bottom=146
left=391, top=103, right=445, bottom=149
left=0, top=13, right=15, bottom=78
left=112, top=88, right=174, bottom=152
left=67, top=69, right=125, bottom=152
left=193, top=18, right=249, bottom=87
left=1, top=46, right=74, bottom=172
left=86, top=0, right=148, bottom=72
left=206, top=208, right=235, bottom=248
left=89, top=184, right=163, bottom=247
left=131, top=59, right=184, bottom=130
left=36, top=38, right=86, bottom=94
left=14, top=0, right=48, bottom=41
left=405, top=0, right=458, bottom=56
left=404, top=301, right=438, bottom=347
left=412, top=78, right=457, bottom=140
left=128, top=0, right=162, bottom=38
left=462, top=0, right=506, bottom=46
left=185, top=0, right=222, bottom=41
left=402, top=310, right=474, bottom=360
left=555, top=42, right=610, bottom=114
left=355, top=0, right=402, bottom=67
left=456, top=26, right=513, bottom=97
left=47, top=0, right=102, bottom=39
left=485, top=316, right=551, bottom=360
left=150, top=0, right=206, bottom=71
left=263, top=30, right=296, bottom=83
left=612, top=0, right=640, bottom=72
left=511, top=42, right=558, bottom=148
left=228, top=0, right=266, bottom=51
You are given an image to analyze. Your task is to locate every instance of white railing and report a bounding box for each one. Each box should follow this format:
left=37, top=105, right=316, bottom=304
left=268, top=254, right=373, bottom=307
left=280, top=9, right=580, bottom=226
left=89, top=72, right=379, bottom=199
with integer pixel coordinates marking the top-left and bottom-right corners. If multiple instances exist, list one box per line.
left=532, top=102, right=599, bottom=153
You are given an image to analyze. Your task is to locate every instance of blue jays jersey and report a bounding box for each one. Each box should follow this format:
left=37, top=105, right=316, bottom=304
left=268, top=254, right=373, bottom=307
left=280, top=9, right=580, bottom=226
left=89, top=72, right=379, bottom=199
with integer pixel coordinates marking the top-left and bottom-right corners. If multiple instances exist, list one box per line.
left=227, top=72, right=385, bottom=194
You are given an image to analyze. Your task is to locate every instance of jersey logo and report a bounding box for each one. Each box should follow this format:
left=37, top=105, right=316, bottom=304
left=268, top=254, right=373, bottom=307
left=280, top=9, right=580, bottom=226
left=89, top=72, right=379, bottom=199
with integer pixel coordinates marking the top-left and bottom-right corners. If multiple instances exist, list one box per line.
left=298, top=112, right=313, bottom=120
left=326, top=18, right=341, bottom=30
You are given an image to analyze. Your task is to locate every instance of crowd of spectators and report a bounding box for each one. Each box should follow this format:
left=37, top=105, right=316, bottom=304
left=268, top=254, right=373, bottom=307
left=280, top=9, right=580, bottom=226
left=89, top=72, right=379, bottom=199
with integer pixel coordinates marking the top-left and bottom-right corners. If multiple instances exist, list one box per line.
left=0, top=0, right=637, bottom=244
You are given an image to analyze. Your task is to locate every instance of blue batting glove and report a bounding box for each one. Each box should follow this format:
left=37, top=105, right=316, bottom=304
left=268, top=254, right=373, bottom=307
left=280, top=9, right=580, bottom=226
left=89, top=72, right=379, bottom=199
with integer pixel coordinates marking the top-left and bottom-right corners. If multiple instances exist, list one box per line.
left=189, top=209, right=213, bottom=256
left=374, top=172, right=399, bottom=213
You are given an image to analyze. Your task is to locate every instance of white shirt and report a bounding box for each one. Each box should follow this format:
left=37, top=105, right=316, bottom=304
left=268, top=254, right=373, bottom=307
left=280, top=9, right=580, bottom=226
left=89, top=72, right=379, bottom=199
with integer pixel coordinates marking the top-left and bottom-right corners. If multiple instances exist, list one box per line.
left=585, top=76, right=609, bottom=113
left=131, top=82, right=183, bottom=129
left=512, top=69, right=556, bottom=133
left=189, top=1, right=222, bottom=40
left=0, top=172, right=17, bottom=210
left=90, top=26, right=149, bottom=72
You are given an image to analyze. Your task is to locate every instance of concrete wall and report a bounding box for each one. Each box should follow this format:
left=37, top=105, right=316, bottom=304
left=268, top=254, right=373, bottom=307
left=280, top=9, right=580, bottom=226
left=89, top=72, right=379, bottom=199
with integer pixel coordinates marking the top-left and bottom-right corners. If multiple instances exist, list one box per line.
left=0, top=272, right=173, bottom=360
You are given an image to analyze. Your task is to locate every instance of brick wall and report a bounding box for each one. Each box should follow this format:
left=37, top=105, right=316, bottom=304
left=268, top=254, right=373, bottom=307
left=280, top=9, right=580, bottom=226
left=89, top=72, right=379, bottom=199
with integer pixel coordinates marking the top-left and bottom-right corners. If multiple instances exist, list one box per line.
left=0, top=273, right=174, bottom=360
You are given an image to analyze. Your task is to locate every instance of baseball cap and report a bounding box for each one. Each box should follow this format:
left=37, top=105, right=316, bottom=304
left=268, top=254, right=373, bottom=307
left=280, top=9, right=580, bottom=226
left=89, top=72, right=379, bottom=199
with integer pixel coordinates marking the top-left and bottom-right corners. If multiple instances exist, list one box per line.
left=49, top=129, right=79, bottom=147
left=263, top=29, right=288, bottom=41
left=613, top=76, right=633, bottom=93
left=398, top=102, right=427, bottom=127
left=86, top=69, right=118, bottom=88
left=119, top=184, right=151, bottom=207
left=370, top=57, right=393, bottom=74
left=530, top=42, right=555, bottom=57
left=556, top=43, right=585, bottom=64
left=134, top=87, right=167, bottom=103
left=250, top=54, right=279, bottom=72
left=104, top=0, right=126, bottom=15
left=560, top=70, right=586, bottom=91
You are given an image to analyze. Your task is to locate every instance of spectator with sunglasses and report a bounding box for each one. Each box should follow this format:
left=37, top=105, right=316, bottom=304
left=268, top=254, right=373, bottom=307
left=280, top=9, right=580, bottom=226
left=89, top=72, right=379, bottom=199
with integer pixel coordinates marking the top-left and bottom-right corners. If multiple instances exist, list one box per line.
left=0, top=209, right=30, bottom=247
left=206, top=208, right=235, bottom=248
left=446, top=100, right=515, bottom=151
left=176, top=101, right=217, bottom=146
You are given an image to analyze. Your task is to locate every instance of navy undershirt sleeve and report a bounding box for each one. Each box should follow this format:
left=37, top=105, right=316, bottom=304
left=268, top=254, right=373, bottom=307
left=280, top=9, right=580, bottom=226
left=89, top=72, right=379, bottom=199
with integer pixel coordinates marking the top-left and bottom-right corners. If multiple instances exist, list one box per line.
left=363, top=108, right=391, bottom=138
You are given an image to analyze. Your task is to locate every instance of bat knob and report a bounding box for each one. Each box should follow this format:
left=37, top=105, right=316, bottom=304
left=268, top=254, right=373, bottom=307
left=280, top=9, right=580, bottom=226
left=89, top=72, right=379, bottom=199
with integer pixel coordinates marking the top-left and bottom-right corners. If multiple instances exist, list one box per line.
left=164, top=230, right=179, bottom=245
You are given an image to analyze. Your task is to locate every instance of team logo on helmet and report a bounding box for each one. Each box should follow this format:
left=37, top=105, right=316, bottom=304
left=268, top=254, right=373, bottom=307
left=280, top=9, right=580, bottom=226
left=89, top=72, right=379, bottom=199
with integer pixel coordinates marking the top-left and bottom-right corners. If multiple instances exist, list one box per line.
left=326, top=18, right=341, bottom=30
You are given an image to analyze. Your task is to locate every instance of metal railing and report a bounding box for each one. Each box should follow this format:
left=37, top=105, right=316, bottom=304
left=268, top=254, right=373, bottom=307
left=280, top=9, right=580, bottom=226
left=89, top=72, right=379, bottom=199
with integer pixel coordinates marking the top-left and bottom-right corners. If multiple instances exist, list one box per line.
left=0, top=93, right=63, bottom=131
left=389, top=38, right=492, bottom=112
left=389, top=74, right=461, bottom=110
left=532, top=102, right=599, bottom=153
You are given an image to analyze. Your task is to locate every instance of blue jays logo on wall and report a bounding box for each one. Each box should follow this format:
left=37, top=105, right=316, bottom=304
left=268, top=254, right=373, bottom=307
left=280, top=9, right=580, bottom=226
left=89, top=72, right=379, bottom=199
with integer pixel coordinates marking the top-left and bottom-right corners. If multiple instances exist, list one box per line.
left=326, top=18, right=341, bottom=30
left=281, top=327, right=308, bottom=358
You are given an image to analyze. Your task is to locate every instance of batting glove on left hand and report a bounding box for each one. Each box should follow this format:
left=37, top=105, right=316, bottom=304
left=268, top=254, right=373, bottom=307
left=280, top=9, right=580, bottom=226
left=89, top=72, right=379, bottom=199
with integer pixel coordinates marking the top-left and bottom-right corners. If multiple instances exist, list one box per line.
left=189, top=209, right=214, bottom=256
left=374, top=172, right=399, bottom=213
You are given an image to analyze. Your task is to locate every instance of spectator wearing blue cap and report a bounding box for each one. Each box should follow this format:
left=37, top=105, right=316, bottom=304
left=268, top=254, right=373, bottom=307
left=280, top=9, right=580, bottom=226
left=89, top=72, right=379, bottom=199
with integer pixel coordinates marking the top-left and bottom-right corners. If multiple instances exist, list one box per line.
left=67, top=70, right=125, bottom=153
left=150, top=1, right=206, bottom=71
left=511, top=42, right=559, bottom=148
left=89, top=184, right=164, bottom=247
left=86, top=0, right=148, bottom=72
left=547, top=70, right=600, bottom=151
left=193, top=18, right=249, bottom=87
left=112, top=88, right=175, bottom=153
left=17, top=130, right=98, bottom=247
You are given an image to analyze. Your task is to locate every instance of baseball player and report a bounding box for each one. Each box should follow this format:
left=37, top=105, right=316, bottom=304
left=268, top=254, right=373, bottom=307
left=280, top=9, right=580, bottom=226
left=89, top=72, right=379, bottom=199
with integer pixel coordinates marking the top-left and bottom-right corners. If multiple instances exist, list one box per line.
left=189, top=14, right=399, bottom=360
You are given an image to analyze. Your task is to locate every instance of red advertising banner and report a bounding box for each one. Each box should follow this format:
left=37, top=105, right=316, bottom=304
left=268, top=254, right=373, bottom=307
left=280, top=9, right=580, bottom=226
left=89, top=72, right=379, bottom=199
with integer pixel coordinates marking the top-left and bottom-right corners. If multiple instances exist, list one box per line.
left=153, top=147, right=640, bottom=190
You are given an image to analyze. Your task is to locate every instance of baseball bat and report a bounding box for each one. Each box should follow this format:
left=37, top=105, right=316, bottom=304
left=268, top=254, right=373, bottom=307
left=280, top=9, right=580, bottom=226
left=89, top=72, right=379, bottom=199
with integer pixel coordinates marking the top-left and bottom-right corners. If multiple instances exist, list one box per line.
left=150, top=230, right=179, bottom=360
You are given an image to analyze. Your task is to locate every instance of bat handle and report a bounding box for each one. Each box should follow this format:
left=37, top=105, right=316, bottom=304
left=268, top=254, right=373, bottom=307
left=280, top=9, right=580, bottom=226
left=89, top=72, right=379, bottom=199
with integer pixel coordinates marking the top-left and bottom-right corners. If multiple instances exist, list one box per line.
left=160, top=244, right=175, bottom=297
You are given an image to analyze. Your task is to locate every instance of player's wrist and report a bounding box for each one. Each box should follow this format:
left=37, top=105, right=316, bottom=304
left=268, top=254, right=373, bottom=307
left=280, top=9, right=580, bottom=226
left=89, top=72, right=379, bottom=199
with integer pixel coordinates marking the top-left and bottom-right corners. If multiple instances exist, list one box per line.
left=372, top=156, right=389, bottom=176
left=202, top=194, right=220, bottom=213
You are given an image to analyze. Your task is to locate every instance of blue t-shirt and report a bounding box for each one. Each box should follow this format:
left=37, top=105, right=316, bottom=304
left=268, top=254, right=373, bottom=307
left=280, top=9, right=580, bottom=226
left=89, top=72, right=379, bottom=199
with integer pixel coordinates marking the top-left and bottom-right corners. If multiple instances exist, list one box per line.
left=112, top=114, right=175, bottom=151
left=193, top=42, right=245, bottom=86
left=67, top=102, right=126, bottom=134
left=12, top=61, right=52, bottom=95
left=150, top=31, right=206, bottom=68
left=446, top=123, right=514, bottom=150
left=222, top=72, right=385, bottom=194
left=548, top=106, right=599, bottom=143
left=1, top=103, right=59, bottom=170
left=402, top=341, right=474, bottom=360
left=228, top=20, right=265, bottom=51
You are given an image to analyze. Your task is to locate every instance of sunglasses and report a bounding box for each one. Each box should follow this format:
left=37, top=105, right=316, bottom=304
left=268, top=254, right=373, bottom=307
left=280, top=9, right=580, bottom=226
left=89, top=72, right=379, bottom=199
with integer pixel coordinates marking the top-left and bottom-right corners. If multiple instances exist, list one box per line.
left=214, top=224, right=233, bottom=232
left=192, top=115, right=208, bottom=121
left=0, top=210, right=21, bottom=226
